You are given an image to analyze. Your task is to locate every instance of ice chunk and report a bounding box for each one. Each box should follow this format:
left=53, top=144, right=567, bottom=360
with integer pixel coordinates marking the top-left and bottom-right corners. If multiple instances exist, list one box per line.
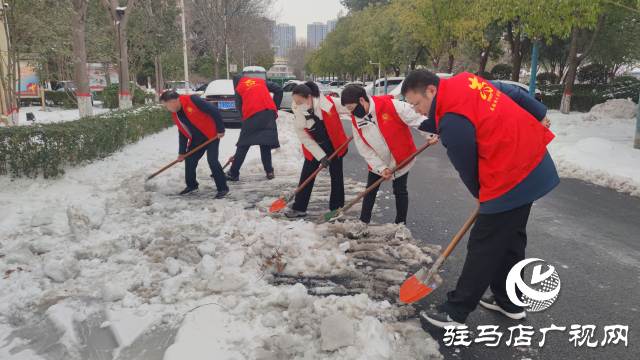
left=151, top=202, right=164, bottom=213
left=43, top=256, right=79, bottom=282
left=261, top=312, right=278, bottom=328
left=31, top=210, right=53, bottom=227
left=222, top=251, right=246, bottom=268
left=195, top=255, right=218, bottom=279
left=230, top=300, right=252, bottom=315
left=162, top=276, right=183, bottom=300
left=67, top=204, right=91, bottom=241
left=102, top=282, right=126, bottom=302
left=165, top=257, right=181, bottom=276
left=321, top=313, right=355, bottom=351
left=5, top=247, right=38, bottom=265
left=206, top=269, right=248, bottom=293
left=346, top=346, right=360, bottom=360
left=277, top=283, right=308, bottom=310
left=197, top=242, right=216, bottom=257
left=100, top=321, right=111, bottom=329
left=339, top=241, right=351, bottom=252
left=358, top=316, right=392, bottom=359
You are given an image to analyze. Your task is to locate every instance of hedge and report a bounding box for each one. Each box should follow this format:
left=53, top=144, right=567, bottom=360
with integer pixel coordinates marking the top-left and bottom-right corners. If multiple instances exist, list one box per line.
left=0, top=105, right=174, bottom=179
left=43, top=91, right=78, bottom=109
left=101, top=83, right=147, bottom=108
left=539, top=81, right=640, bottom=112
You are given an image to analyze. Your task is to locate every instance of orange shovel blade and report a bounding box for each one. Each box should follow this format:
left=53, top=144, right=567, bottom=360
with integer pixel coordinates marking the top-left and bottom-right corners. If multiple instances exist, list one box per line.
left=269, top=198, right=286, bottom=212
left=399, top=274, right=442, bottom=303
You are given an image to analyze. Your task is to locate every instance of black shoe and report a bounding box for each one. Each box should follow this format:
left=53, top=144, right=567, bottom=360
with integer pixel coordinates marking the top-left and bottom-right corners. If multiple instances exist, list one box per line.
left=266, top=172, right=275, bottom=180
left=285, top=210, right=307, bottom=218
left=479, top=294, right=526, bottom=320
left=225, top=172, right=239, bottom=181
left=215, top=189, right=229, bottom=199
left=179, top=186, right=199, bottom=196
left=420, top=309, right=463, bottom=328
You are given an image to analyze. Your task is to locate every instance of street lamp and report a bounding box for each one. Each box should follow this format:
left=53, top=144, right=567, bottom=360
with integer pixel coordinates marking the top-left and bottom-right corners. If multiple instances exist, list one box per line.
left=369, top=60, right=381, bottom=96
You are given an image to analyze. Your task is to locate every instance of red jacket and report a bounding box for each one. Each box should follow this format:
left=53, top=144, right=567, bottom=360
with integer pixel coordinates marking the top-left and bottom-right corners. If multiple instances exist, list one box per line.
left=172, top=95, right=217, bottom=147
left=235, top=78, right=277, bottom=120
left=435, top=73, right=555, bottom=202
left=302, top=96, right=349, bottom=161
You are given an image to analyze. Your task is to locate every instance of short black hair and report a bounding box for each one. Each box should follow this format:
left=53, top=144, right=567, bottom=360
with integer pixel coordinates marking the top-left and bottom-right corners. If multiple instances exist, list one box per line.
left=340, top=84, right=369, bottom=106
left=292, top=81, right=321, bottom=98
left=159, top=90, right=180, bottom=102
left=401, top=69, right=440, bottom=96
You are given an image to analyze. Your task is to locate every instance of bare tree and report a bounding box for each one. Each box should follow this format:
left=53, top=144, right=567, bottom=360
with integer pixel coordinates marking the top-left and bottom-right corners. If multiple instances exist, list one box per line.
left=287, top=39, right=313, bottom=79
left=71, top=0, right=92, bottom=117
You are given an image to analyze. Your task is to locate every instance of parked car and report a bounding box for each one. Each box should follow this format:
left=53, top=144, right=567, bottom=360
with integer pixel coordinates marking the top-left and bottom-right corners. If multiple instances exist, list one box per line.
left=53, top=81, right=94, bottom=105
left=326, top=80, right=346, bottom=89
left=493, top=80, right=542, bottom=102
left=363, top=77, right=405, bottom=96
left=202, top=79, right=242, bottom=124
left=280, top=81, right=340, bottom=111
left=241, top=66, right=268, bottom=80
left=164, top=81, right=196, bottom=95
left=334, top=81, right=365, bottom=95
left=389, top=73, right=452, bottom=99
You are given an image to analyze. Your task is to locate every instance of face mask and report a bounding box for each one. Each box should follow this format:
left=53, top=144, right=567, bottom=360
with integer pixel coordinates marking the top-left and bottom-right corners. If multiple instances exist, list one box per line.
left=351, top=103, right=367, bottom=118
left=297, top=102, right=310, bottom=113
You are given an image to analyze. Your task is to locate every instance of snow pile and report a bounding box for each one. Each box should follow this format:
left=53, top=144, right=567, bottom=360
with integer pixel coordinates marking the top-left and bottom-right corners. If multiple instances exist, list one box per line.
left=15, top=105, right=112, bottom=126
left=0, top=111, right=442, bottom=359
left=547, top=109, right=640, bottom=196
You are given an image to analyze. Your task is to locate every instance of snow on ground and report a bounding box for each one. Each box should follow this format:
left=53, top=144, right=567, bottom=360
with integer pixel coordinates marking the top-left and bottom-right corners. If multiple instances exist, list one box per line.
left=15, top=105, right=112, bottom=126
left=546, top=99, right=640, bottom=197
left=0, top=110, right=442, bottom=359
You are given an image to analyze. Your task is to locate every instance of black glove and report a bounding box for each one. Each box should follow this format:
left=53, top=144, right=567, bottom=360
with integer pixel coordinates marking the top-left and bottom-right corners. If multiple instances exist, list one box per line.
left=320, top=156, right=331, bottom=168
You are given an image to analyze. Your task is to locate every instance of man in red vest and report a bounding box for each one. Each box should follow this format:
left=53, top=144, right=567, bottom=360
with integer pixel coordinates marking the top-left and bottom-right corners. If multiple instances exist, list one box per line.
left=401, top=69, right=558, bottom=327
left=227, top=73, right=283, bottom=181
left=340, top=85, right=436, bottom=240
left=160, top=91, right=228, bottom=198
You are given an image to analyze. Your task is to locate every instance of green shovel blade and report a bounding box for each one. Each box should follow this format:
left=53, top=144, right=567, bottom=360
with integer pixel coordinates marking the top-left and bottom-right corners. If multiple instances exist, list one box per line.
left=316, top=209, right=339, bottom=224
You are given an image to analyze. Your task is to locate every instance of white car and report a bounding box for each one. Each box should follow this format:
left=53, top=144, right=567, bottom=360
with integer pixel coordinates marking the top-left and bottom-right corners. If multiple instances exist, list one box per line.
left=389, top=73, right=453, bottom=99
left=164, top=81, right=196, bottom=95
left=280, top=81, right=340, bottom=111
left=364, top=77, right=405, bottom=96
left=202, top=80, right=242, bottom=124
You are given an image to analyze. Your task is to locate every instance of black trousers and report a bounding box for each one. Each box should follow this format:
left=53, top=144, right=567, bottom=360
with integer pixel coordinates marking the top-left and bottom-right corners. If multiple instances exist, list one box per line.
left=185, top=139, right=228, bottom=192
left=360, top=171, right=409, bottom=224
left=228, top=145, right=273, bottom=177
left=438, top=202, right=532, bottom=323
left=291, top=156, right=345, bottom=212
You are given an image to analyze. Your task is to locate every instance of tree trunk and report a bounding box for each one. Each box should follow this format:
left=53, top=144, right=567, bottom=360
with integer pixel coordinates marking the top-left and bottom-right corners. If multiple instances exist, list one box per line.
left=101, top=0, right=134, bottom=109
left=71, top=0, right=93, bottom=118
left=103, top=63, right=111, bottom=86
left=447, top=40, right=457, bottom=74
left=560, top=14, right=605, bottom=114
left=507, top=19, right=530, bottom=82
left=478, top=41, right=491, bottom=78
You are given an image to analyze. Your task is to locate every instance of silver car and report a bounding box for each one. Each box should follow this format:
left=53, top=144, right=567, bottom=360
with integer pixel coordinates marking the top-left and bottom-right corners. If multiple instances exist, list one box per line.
left=280, top=81, right=340, bottom=111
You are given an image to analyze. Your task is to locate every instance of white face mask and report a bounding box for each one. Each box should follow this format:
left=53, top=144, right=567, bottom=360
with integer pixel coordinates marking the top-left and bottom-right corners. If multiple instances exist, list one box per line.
left=297, top=98, right=311, bottom=112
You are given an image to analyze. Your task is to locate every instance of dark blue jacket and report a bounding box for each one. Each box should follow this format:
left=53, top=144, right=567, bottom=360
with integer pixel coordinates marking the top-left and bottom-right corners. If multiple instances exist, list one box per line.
left=418, top=81, right=559, bottom=214
left=178, top=95, right=226, bottom=154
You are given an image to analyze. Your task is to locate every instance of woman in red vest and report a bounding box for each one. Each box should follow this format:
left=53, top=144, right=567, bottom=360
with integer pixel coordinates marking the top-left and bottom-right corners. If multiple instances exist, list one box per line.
left=226, top=74, right=283, bottom=181
left=340, top=85, right=436, bottom=240
left=401, top=69, right=558, bottom=328
left=286, top=82, right=349, bottom=219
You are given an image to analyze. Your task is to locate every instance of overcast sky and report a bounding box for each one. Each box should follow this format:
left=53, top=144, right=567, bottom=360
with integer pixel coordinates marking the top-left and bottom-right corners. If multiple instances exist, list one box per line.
left=272, top=0, right=348, bottom=40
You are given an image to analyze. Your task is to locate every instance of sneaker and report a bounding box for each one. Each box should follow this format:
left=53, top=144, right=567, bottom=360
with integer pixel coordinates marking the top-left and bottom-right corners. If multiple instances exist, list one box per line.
left=215, top=189, right=230, bottom=199
left=285, top=210, right=307, bottom=218
left=266, top=172, right=275, bottom=180
left=347, top=222, right=369, bottom=239
left=225, top=172, right=239, bottom=181
left=394, top=223, right=407, bottom=240
left=179, top=186, right=199, bottom=196
left=420, top=309, right=463, bottom=328
left=479, top=294, right=526, bottom=320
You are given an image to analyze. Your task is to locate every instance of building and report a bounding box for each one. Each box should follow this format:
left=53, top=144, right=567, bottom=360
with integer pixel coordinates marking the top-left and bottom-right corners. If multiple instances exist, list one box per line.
left=275, top=23, right=296, bottom=59
left=327, top=19, right=338, bottom=34
left=267, top=57, right=293, bottom=78
left=307, top=22, right=327, bottom=48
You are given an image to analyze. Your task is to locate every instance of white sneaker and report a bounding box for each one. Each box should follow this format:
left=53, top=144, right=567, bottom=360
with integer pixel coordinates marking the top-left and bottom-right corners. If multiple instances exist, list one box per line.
left=348, top=221, right=370, bottom=239
left=479, top=294, right=526, bottom=320
left=394, top=223, right=407, bottom=240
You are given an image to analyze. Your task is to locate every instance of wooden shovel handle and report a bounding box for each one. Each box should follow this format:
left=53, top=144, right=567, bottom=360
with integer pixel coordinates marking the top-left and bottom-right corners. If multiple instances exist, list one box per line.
left=342, top=136, right=438, bottom=213
left=442, top=205, right=480, bottom=259
left=148, top=135, right=220, bottom=180
left=295, top=135, right=354, bottom=194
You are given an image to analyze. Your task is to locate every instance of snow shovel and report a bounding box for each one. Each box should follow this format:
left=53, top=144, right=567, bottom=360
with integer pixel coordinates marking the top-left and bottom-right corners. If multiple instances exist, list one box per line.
left=222, top=156, right=234, bottom=170
left=145, top=135, right=220, bottom=182
left=269, top=135, right=354, bottom=212
left=399, top=205, right=479, bottom=303
left=316, top=136, right=439, bottom=224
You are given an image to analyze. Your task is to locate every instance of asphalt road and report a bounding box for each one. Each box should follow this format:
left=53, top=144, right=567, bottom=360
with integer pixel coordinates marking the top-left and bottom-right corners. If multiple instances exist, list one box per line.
left=339, top=118, right=640, bottom=359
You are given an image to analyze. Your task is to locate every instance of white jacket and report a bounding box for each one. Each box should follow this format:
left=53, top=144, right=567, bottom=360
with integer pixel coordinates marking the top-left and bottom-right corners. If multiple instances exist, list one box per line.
left=349, top=96, right=427, bottom=179
left=292, top=96, right=350, bottom=161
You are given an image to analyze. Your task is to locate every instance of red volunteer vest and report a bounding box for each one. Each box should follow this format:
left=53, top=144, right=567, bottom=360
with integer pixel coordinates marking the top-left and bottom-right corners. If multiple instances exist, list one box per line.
left=351, top=95, right=417, bottom=170
left=172, top=95, right=217, bottom=147
left=435, top=72, right=555, bottom=202
left=302, top=96, right=349, bottom=161
left=235, top=78, right=278, bottom=120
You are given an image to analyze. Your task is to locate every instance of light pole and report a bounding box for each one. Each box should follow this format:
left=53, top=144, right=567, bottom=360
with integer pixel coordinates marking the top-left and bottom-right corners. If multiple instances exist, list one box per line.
left=180, top=0, right=190, bottom=94
left=369, top=60, right=381, bottom=96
